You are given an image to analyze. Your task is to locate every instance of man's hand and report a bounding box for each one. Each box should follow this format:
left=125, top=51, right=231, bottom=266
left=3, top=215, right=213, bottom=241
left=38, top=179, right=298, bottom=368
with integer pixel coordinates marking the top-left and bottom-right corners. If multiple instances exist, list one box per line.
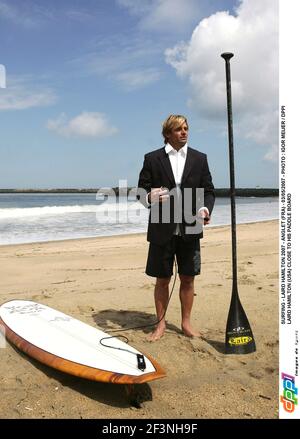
left=197, top=207, right=211, bottom=225
left=148, top=187, right=169, bottom=204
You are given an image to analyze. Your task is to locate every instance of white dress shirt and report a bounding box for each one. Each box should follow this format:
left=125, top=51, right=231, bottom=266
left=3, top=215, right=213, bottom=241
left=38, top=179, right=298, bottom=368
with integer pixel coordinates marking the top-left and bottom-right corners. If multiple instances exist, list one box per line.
left=165, top=143, right=209, bottom=235
left=165, top=142, right=187, bottom=235
left=165, top=142, right=187, bottom=187
left=148, top=143, right=209, bottom=235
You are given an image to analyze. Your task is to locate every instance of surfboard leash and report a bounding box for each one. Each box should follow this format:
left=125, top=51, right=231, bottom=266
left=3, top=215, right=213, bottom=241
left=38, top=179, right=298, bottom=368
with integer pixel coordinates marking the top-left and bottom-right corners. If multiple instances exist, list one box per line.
left=99, top=257, right=178, bottom=370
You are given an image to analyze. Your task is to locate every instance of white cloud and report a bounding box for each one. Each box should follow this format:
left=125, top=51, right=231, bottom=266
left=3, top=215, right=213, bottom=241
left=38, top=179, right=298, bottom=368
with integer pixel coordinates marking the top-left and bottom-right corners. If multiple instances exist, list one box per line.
left=47, top=112, right=118, bottom=139
left=0, top=1, right=44, bottom=28
left=117, top=0, right=203, bottom=33
left=0, top=76, right=57, bottom=110
left=141, top=0, right=202, bottom=32
left=0, top=64, right=6, bottom=88
left=117, top=0, right=152, bottom=16
left=0, top=1, right=92, bottom=28
left=165, top=0, right=279, bottom=162
left=71, top=36, right=162, bottom=90
left=65, top=9, right=94, bottom=22
left=116, top=68, right=162, bottom=90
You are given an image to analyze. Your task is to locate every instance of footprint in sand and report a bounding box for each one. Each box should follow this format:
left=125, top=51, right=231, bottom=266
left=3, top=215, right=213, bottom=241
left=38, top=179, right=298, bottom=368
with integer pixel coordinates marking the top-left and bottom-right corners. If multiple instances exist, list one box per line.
left=265, top=367, right=276, bottom=375
left=248, top=371, right=263, bottom=379
left=77, top=305, right=95, bottom=313
left=189, top=338, right=221, bottom=361
left=140, top=284, right=153, bottom=290
left=264, top=340, right=279, bottom=348
left=239, top=275, right=255, bottom=285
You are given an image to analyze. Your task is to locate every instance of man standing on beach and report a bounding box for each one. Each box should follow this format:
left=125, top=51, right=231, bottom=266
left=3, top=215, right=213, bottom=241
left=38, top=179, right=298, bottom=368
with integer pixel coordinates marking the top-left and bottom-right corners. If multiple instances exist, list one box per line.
left=137, top=115, right=215, bottom=341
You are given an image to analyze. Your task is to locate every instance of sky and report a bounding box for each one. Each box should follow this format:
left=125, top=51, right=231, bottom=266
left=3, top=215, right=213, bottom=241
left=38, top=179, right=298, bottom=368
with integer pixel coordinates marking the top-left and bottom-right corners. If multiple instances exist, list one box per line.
left=0, top=0, right=278, bottom=189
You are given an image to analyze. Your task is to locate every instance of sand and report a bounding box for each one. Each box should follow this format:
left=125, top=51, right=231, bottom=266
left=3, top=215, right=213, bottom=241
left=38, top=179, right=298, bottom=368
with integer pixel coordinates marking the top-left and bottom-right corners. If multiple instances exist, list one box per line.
left=0, top=220, right=278, bottom=419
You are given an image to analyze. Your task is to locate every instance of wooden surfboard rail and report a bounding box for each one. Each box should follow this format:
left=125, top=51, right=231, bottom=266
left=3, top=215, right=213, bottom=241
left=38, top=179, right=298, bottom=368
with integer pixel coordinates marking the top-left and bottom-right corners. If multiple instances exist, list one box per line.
left=0, top=317, right=166, bottom=385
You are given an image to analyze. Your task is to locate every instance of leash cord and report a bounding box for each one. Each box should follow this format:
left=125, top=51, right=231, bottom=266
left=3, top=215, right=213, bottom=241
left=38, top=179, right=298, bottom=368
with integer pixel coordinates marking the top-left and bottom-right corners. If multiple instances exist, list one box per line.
left=99, top=257, right=178, bottom=351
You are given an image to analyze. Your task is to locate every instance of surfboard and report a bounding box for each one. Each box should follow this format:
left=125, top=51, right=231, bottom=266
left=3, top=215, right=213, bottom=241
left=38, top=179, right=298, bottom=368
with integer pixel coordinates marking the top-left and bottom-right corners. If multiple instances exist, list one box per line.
left=0, top=300, right=166, bottom=385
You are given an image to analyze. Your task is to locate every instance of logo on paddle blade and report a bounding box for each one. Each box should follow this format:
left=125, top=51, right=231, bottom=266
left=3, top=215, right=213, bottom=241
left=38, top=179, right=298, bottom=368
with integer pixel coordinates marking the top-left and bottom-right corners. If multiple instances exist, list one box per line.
left=228, top=336, right=253, bottom=346
left=232, top=326, right=245, bottom=333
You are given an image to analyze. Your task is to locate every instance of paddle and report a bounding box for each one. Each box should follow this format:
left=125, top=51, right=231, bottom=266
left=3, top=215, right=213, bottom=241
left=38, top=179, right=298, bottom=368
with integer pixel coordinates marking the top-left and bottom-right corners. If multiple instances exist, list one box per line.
left=221, top=52, right=256, bottom=354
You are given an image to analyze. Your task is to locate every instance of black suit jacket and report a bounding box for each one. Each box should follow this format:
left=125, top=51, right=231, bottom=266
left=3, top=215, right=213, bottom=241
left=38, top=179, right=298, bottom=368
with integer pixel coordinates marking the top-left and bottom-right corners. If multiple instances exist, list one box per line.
left=137, top=146, right=215, bottom=245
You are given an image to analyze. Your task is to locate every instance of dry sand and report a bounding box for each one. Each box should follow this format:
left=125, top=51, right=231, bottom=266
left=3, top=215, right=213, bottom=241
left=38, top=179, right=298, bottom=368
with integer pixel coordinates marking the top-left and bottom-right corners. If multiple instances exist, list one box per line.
left=0, top=220, right=278, bottom=419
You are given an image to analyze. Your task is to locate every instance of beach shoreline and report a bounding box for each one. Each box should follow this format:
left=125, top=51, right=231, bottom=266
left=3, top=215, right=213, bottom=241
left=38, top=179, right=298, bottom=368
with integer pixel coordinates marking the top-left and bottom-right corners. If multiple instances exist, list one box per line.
left=0, top=218, right=277, bottom=249
left=0, top=220, right=279, bottom=419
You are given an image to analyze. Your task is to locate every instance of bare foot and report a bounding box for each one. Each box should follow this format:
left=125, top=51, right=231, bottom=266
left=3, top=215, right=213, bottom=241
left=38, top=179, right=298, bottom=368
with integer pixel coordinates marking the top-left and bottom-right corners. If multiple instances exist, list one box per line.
left=182, top=324, right=201, bottom=338
left=148, top=325, right=166, bottom=342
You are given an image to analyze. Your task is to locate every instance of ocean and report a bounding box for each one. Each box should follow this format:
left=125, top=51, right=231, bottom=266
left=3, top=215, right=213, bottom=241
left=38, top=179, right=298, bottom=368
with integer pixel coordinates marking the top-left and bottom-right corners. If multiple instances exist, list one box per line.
left=0, top=193, right=279, bottom=246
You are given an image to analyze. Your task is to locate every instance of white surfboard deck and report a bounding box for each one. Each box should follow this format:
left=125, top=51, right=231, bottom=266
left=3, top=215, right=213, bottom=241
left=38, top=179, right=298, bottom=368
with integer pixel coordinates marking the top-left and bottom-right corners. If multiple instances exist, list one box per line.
left=0, top=300, right=165, bottom=383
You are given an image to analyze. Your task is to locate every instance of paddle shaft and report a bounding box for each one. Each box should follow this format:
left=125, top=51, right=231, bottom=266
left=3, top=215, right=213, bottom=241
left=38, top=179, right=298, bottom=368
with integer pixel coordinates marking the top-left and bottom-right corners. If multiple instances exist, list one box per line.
left=221, top=53, right=238, bottom=293
left=221, top=53, right=256, bottom=354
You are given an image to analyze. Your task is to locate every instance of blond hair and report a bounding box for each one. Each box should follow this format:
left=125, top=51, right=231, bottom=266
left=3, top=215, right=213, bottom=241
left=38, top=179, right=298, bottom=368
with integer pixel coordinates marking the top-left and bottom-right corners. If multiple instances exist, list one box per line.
left=162, top=114, right=188, bottom=144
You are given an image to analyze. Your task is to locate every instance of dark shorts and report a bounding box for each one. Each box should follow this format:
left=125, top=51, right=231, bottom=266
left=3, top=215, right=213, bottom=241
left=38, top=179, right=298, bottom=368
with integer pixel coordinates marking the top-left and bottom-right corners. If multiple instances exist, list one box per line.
left=146, top=235, right=201, bottom=278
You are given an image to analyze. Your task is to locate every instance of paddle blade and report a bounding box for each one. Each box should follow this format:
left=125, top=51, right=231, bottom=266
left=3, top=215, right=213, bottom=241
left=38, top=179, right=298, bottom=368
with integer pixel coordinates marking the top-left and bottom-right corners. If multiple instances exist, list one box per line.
left=225, top=288, right=256, bottom=354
